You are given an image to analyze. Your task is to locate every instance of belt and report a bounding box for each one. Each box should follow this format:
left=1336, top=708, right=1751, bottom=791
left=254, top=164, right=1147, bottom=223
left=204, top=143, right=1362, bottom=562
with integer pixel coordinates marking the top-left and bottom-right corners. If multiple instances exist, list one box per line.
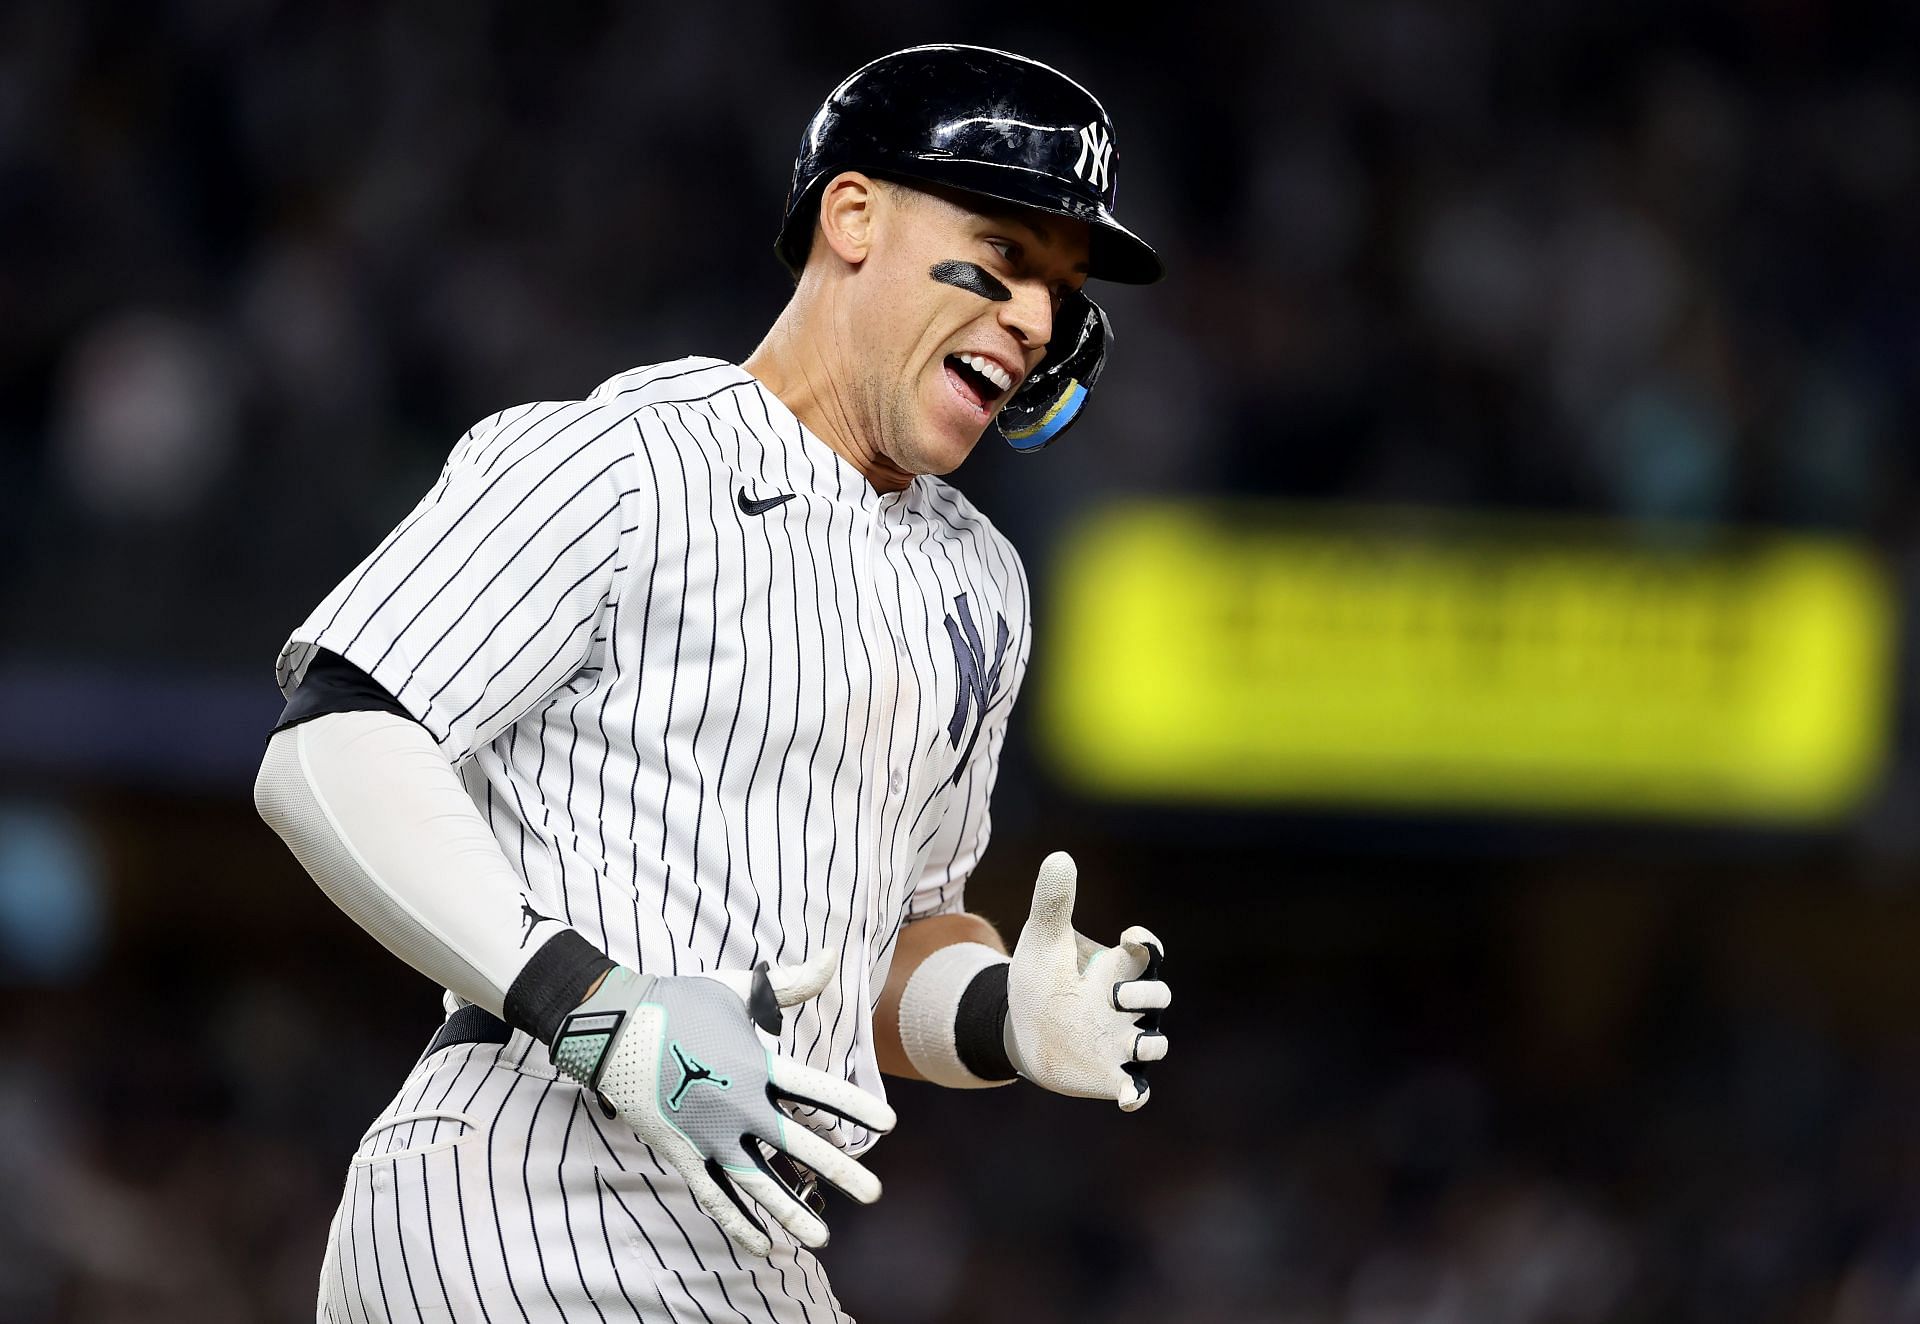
left=426, top=1004, right=513, bottom=1056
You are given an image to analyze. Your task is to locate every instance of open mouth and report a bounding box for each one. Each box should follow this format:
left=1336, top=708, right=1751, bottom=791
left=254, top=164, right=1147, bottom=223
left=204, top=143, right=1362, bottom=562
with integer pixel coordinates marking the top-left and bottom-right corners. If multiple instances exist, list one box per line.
left=944, top=353, right=1012, bottom=414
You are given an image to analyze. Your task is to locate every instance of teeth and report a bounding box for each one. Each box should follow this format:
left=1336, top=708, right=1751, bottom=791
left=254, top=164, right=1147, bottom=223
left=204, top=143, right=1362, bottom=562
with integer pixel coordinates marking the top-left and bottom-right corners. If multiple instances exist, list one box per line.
left=958, top=353, right=1013, bottom=394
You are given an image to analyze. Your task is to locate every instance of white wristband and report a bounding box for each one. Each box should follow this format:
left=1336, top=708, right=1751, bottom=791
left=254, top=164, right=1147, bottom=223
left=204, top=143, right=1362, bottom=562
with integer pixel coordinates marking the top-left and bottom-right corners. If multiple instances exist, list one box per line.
left=897, top=942, right=1015, bottom=1089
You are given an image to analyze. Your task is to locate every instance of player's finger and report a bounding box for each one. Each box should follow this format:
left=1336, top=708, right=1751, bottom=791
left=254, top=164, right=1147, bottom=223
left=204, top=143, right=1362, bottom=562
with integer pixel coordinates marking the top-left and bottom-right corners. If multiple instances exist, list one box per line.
left=1021, top=851, right=1079, bottom=941
left=764, top=950, right=836, bottom=1008
left=1113, top=979, right=1171, bottom=1012
left=769, top=1056, right=898, bottom=1134
left=773, top=1121, right=884, bottom=1206
left=1133, top=1031, right=1169, bottom=1063
left=1115, top=1064, right=1151, bottom=1113
left=683, top=1166, right=771, bottom=1257
left=1118, top=925, right=1164, bottom=977
left=729, top=1162, right=830, bottom=1248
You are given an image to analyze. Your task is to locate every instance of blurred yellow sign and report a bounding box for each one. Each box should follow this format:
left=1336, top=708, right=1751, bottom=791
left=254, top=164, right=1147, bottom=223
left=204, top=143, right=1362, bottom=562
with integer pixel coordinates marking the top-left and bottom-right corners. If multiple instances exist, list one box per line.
left=1039, top=503, right=1897, bottom=821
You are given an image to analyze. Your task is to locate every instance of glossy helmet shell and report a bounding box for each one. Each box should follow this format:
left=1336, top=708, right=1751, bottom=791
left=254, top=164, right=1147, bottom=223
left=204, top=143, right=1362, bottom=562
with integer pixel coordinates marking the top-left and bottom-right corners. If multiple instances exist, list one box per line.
left=776, top=44, right=1163, bottom=285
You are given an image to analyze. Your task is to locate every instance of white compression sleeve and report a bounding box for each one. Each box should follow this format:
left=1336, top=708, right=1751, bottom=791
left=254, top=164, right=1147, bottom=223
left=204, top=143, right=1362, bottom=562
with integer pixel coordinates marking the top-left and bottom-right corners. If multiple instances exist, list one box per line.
left=254, top=710, right=578, bottom=1018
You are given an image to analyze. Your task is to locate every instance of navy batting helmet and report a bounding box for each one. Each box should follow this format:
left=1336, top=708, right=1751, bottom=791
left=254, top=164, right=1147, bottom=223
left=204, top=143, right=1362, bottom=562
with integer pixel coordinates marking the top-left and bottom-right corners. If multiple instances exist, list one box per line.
left=776, top=44, right=1163, bottom=285
left=776, top=45, right=1160, bottom=450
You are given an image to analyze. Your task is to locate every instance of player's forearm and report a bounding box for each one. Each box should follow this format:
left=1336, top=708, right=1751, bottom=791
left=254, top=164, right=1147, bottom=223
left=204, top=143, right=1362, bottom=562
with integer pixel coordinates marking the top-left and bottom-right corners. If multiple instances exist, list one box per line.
left=254, top=711, right=609, bottom=1034
left=875, top=912, right=1008, bottom=1081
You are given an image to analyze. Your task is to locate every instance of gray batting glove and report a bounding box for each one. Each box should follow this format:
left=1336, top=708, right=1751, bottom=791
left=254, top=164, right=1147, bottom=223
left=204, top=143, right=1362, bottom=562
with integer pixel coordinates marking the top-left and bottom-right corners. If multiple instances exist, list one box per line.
left=549, top=951, right=896, bottom=1256
left=1006, top=851, right=1171, bottom=1110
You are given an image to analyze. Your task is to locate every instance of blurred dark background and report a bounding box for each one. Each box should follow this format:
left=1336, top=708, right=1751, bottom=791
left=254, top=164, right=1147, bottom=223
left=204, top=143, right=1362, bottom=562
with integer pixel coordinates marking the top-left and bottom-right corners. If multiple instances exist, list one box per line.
left=6, top=1, right=1920, bottom=1320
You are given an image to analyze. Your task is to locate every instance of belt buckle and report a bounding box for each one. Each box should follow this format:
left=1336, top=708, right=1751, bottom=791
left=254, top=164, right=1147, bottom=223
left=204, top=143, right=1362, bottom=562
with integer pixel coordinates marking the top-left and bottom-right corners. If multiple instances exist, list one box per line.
left=778, top=1154, right=825, bottom=1217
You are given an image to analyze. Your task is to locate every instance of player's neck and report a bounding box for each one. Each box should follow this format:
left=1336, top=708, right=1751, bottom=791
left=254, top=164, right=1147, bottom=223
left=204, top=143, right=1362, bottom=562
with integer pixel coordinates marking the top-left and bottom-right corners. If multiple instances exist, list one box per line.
left=743, top=306, right=913, bottom=495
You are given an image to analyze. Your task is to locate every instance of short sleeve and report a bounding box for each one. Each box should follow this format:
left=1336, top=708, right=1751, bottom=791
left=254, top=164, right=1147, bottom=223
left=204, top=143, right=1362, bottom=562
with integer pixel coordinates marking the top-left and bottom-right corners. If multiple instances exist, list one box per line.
left=275, top=400, right=643, bottom=763
left=906, top=570, right=1033, bottom=921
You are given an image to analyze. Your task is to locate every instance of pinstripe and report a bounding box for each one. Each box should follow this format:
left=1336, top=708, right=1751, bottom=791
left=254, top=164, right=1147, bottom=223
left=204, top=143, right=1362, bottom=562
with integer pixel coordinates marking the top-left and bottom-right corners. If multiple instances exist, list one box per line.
left=601, top=1179, right=719, bottom=1323
left=484, top=1071, right=538, bottom=1324
left=417, top=1151, right=457, bottom=1322
left=658, top=404, right=726, bottom=968
left=536, top=700, right=573, bottom=928
left=305, top=402, right=540, bottom=657
left=736, top=392, right=807, bottom=969
left=362, top=1163, right=397, bottom=1324
left=387, top=1140, right=428, bottom=1324
left=580, top=1085, right=713, bottom=1274
left=389, top=460, right=629, bottom=693
left=293, top=359, right=1030, bottom=1321
left=555, top=1096, right=612, bottom=1323
left=521, top=1080, right=575, bottom=1322
left=457, top=573, right=617, bottom=738
left=626, top=424, right=666, bottom=970
left=636, top=1149, right=755, bottom=1324
left=653, top=410, right=695, bottom=966
left=452, top=1102, right=499, bottom=1324
left=580, top=606, right=612, bottom=949
left=408, top=474, right=630, bottom=706
left=588, top=1170, right=650, bottom=1318
left=804, top=473, right=882, bottom=1111
left=473, top=401, right=595, bottom=478
left=333, top=1177, right=365, bottom=1324
left=339, top=415, right=618, bottom=671
left=582, top=1105, right=749, bottom=1322
left=671, top=401, right=760, bottom=970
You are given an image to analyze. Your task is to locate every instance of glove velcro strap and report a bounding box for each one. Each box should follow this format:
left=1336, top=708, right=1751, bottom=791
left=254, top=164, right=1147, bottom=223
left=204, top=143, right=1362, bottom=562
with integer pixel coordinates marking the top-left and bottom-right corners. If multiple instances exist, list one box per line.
left=546, top=964, right=652, bottom=1090
left=898, top=942, right=1015, bottom=1088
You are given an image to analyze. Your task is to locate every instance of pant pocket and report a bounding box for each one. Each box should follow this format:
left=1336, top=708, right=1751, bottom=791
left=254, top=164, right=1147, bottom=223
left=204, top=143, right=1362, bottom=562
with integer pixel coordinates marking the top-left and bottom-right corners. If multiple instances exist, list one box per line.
left=352, top=1108, right=479, bottom=1165
left=326, top=1119, right=479, bottom=1322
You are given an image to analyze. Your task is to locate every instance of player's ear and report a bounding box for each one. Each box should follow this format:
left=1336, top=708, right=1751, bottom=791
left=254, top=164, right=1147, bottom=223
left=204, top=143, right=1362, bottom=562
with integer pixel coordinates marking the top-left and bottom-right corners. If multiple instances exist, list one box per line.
left=816, top=171, right=879, bottom=268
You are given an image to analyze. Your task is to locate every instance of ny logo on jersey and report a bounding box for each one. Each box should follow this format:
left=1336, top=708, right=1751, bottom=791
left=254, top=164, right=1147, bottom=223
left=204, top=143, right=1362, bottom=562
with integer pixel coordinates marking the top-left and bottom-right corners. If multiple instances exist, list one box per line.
left=666, top=1042, right=731, bottom=1111
left=944, top=592, right=1010, bottom=784
left=1073, top=122, right=1113, bottom=191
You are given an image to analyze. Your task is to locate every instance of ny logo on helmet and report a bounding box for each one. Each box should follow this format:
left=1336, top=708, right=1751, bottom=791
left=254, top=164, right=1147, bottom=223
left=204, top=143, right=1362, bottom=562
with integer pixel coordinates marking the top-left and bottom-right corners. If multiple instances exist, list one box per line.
left=1073, top=122, right=1113, bottom=191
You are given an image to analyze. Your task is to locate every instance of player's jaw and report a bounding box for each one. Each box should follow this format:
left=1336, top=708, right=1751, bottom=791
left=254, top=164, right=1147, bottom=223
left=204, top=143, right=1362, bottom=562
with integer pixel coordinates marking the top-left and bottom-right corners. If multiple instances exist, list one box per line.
left=907, top=330, right=1025, bottom=466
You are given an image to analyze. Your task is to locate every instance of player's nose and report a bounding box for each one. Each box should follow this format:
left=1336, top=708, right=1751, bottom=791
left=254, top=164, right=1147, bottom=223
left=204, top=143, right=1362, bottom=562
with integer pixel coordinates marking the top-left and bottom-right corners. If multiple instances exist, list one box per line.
left=997, top=279, right=1055, bottom=358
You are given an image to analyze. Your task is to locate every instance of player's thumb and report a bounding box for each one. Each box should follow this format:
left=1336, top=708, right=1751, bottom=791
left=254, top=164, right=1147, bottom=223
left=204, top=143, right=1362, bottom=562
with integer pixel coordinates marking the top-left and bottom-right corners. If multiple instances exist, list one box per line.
left=765, top=949, right=836, bottom=1008
left=1021, top=851, right=1080, bottom=944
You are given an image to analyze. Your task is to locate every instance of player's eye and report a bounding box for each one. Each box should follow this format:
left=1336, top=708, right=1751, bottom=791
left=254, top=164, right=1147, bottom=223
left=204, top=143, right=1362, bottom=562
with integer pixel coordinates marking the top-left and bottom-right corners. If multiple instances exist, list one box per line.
left=986, top=238, right=1018, bottom=265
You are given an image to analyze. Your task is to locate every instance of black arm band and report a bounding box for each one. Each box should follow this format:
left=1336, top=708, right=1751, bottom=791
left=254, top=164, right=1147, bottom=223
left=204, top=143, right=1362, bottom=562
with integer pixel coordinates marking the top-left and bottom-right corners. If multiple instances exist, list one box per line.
left=275, top=648, right=415, bottom=732
left=953, top=961, right=1016, bottom=1082
left=503, top=930, right=618, bottom=1046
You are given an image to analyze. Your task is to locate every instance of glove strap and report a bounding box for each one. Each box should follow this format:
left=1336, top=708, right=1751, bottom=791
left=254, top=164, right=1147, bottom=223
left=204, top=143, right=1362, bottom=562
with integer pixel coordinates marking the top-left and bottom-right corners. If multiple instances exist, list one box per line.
left=549, top=965, right=654, bottom=1089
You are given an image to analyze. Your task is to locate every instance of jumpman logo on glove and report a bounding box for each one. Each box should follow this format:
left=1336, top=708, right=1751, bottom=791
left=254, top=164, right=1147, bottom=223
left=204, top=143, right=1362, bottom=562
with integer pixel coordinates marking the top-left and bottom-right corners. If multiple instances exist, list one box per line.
left=667, top=1042, right=732, bottom=1111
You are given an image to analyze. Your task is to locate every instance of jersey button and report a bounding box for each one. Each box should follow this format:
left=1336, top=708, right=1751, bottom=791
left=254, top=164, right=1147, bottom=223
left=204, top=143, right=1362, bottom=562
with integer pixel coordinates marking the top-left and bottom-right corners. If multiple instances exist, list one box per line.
left=889, top=769, right=905, bottom=795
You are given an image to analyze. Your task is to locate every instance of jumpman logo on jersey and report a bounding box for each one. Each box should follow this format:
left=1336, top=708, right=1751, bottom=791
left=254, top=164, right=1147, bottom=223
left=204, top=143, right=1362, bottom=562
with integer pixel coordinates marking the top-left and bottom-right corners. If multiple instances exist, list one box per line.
left=667, top=1042, right=731, bottom=1111
left=519, top=898, right=555, bottom=948
left=943, top=592, right=1010, bottom=783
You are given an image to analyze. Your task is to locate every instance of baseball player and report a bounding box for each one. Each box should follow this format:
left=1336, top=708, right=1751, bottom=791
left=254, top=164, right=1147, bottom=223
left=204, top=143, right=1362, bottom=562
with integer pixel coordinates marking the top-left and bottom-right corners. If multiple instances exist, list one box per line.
left=256, top=44, right=1170, bottom=1323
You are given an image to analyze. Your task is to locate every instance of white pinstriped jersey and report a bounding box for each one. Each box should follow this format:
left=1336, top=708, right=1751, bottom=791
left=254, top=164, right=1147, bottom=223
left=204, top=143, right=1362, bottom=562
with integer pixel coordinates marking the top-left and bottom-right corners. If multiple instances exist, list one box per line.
left=278, top=357, right=1031, bottom=1158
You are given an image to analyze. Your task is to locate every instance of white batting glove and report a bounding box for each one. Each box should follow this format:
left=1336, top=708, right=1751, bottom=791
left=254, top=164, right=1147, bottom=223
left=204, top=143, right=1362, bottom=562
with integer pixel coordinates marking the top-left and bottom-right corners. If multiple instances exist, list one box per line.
left=1005, top=851, right=1171, bottom=1110
left=550, top=951, right=896, bottom=1257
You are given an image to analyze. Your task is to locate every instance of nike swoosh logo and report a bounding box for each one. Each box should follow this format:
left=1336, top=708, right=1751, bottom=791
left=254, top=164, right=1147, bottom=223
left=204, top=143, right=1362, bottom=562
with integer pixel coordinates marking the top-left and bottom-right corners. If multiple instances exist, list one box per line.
left=738, top=489, right=796, bottom=516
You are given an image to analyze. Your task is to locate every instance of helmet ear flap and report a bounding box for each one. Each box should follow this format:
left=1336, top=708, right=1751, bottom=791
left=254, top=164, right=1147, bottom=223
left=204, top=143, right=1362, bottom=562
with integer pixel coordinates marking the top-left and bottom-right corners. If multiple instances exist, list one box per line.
left=998, top=292, right=1110, bottom=452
